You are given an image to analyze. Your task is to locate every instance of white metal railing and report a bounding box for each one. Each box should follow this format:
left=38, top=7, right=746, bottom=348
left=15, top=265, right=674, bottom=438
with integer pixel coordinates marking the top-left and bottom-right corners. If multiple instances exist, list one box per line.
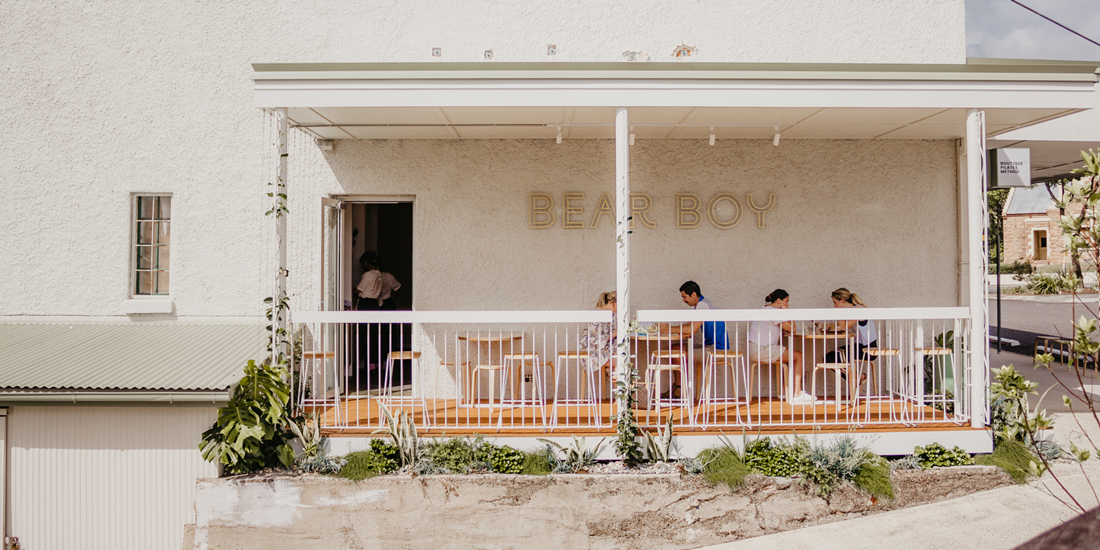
left=289, top=308, right=976, bottom=432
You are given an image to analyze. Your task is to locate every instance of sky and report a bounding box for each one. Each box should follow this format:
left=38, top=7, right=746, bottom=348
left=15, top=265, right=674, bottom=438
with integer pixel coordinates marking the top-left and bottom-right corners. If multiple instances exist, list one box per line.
left=967, top=0, right=1100, bottom=61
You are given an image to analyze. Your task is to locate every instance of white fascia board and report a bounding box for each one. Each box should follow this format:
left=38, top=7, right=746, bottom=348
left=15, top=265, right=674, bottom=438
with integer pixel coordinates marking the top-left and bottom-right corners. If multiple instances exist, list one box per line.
left=255, top=79, right=1095, bottom=110
left=0, top=391, right=229, bottom=404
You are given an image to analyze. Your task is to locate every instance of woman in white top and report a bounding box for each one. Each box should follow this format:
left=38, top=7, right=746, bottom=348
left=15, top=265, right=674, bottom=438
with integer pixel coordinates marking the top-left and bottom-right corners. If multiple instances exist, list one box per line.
left=822, top=288, right=877, bottom=384
left=748, top=289, right=815, bottom=406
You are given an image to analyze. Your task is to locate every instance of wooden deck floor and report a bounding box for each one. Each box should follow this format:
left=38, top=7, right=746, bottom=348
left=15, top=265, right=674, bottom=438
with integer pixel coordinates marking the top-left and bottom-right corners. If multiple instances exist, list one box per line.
left=313, top=397, right=968, bottom=436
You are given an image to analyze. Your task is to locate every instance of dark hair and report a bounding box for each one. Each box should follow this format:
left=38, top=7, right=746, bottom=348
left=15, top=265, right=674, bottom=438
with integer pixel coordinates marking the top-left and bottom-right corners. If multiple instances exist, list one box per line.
left=679, top=281, right=701, bottom=297
left=359, top=251, right=379, bottom=269
left=765, top=289, right=789, bottom=304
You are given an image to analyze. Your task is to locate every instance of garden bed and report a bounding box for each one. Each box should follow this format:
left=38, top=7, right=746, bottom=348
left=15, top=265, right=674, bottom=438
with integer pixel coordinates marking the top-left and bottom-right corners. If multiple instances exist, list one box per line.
left=186, top=465, right=1012, bottom=550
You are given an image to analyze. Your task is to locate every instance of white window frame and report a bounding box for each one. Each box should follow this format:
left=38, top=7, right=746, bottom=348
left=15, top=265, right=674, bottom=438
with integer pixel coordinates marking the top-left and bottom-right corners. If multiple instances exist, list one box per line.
left=128, top=193, right=173, bottom=303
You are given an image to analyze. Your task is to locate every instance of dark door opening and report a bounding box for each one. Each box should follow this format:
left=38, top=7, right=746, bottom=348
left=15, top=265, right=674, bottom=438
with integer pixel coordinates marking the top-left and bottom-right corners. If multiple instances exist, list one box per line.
left=349, top=202, right=414, bottom=392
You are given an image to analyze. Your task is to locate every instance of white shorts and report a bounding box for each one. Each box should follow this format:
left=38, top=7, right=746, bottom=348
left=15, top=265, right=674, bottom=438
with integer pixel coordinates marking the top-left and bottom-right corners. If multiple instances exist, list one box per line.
left=748, top=343, right=786, bottom=363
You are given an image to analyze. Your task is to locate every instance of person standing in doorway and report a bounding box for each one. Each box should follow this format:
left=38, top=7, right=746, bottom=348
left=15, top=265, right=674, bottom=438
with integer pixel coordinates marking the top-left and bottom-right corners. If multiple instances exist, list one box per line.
left=356, top=252, right=402, bottom=386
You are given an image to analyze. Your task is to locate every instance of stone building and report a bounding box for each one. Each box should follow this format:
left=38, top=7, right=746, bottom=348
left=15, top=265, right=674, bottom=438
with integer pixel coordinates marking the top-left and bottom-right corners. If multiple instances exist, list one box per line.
left=1001, top=185, right=1067, bottom=266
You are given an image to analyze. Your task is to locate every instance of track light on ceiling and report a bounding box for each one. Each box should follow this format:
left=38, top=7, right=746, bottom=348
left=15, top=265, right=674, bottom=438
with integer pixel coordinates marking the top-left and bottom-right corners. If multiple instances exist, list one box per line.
left=556, top=125, right=562, bottom=144
left=773, top=126, right=781, bottom=147
left=629, top=126, right=635, bottom=146
left=709, top=126, right=716, bottom=146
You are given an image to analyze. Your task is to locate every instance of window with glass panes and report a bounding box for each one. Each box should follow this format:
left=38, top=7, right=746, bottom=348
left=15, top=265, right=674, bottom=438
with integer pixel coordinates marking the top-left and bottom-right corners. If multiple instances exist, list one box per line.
left=134, top=195, right=171, bottom=295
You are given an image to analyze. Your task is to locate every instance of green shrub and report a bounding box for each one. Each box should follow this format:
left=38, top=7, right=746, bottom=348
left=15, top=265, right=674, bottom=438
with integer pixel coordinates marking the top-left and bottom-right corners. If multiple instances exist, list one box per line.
left=914, top=443, right=973, bottom=468
left=973, top=439, right=1034, bottom=484
left=340, top=440, right=400, bottom=480
left=999, top=261, right=1034, bottom=275
left=489, top=445, right=526, bottom=474
left=853, top=458, right=895, bottom=500
left=426, top=437, right=478, bottom=474
left=699, top=447, right=752, bottom=490
left=889, top=455, right=922, bottom=470
left=744, top=437, right=805, bottom=477
left=520, top=448, right=555, bottom=476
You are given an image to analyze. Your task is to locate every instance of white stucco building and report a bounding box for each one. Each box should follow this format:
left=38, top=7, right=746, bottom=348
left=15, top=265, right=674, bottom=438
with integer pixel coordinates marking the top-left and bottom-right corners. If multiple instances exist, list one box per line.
left=1, top=1, right=1097, bottom=548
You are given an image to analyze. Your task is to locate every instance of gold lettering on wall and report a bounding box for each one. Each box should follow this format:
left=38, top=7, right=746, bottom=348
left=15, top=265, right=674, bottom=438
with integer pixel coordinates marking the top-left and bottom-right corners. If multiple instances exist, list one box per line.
left=707, top=193, right=743, bottom=229
left=630, top=193, right=657, bottom=229
left=529, top=193, right=554, bottom=228
left=676, top=194, right=702, bottom=229
left=589, top=193, right=615, bottom=228
left=562, top=193, right=585, bottom=228
left=747, top=193, right=776, bottom=229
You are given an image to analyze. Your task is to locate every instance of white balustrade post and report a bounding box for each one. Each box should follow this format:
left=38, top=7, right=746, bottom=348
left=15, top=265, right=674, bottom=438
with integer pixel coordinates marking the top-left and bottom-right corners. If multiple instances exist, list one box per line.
left=274, top=107, right=289, bottom=367
left=615, top=108, right=631, bottom=417
left=965, top=109, right=988, bottom=428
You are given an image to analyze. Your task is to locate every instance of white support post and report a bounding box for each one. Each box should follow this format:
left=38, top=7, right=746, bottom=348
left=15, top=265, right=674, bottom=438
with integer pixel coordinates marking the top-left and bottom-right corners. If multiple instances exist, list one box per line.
left=274, top=107, right=289, bottom=366
left=615, top=108, right=631, bottom=415
left=965, top=108, right=988, bottom=428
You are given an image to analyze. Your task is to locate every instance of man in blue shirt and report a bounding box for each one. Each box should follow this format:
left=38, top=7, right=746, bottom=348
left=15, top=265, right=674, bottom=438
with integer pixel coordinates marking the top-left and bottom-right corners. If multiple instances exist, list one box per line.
left=657, top=281, right=730, bottom=398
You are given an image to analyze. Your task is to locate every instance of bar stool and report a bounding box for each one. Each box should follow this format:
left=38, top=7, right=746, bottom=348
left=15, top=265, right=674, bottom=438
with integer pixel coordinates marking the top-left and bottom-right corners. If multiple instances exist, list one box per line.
left=862, top=348, right=899, bottom=398
left=380, top=351, right=430, bottom=426
left=812, top=362, right=857, bottom=405
left=699, top=349, right=750, bottom=426
left=502, top=353, right=553, bottom=407
left=647, top=349, right=688, bottom=409
left=556, top=351, right=606, bottom=404
left=700, top=349, right=749, bottom=404
left=466, top=363, right=504, bottom=407
left=748, top=358, right=788, bottom=401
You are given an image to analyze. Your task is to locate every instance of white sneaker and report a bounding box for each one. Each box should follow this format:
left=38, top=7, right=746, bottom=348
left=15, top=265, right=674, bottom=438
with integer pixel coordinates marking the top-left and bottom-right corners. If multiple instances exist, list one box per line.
left=788, top=391, right=818, bottom=406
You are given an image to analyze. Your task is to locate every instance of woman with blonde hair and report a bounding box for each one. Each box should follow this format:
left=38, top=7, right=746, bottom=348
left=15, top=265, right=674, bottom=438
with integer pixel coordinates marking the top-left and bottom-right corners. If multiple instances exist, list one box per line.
left=578, top=291, right=616, bottom=399
left=823, top=288, right=878, bottom=382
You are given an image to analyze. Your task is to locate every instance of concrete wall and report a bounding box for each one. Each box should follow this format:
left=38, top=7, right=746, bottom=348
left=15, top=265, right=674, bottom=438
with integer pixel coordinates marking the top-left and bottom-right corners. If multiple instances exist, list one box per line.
left=6, top=406, right=219, bottom=550
left=291, top=138, right=961, bottom=313
left=0, top=0, right=965, bottom=318
left=188, top=467, right=1011, bottom=550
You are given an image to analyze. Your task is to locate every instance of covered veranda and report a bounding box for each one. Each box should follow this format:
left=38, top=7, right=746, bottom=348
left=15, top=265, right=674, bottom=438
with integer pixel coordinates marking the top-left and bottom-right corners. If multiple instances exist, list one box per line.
left=256, top=59, right=1098, bottom=454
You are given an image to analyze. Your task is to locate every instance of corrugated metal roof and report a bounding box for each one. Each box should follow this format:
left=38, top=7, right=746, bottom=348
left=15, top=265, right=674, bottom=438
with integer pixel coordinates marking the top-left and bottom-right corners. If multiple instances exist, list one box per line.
left=1006, top=185, right=1057, bottom=215
left=0, top=322, right=267, bottom=391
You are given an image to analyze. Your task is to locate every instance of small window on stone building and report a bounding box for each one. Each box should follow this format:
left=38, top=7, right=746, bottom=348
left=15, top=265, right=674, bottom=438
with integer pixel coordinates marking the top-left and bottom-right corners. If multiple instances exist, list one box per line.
left=133, top=195, right=171, bottom=295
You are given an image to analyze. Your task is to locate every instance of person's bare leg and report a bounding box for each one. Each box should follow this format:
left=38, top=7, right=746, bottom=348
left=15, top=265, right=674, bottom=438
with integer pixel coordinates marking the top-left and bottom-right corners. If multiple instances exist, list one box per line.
left=785, top=349, right=805, bottom=395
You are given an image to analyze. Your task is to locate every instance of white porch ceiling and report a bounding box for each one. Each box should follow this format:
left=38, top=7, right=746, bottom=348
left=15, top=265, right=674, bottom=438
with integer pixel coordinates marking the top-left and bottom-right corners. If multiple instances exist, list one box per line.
left=287, top=106, right=1081, bottom=141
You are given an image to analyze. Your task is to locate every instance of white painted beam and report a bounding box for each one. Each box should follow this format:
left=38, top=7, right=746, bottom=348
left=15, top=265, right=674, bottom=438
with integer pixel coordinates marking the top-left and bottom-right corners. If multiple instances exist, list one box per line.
left=615, top=107, right=631, bottom=422
left=966, top=109, right=989, bottom=429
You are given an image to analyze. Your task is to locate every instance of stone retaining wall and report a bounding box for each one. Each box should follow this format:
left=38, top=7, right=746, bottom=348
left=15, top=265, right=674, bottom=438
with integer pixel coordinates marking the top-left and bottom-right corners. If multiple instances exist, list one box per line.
left=186, top=466, right=1011, bottom=550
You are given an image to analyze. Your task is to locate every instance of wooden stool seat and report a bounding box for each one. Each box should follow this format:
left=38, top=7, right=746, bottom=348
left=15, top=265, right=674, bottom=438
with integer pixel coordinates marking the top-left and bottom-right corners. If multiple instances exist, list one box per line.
left=387, top=351, right=422, bottom=361
left=865, top=348, right=899, bottom=357
left=918, top=347, right=952, bottom=356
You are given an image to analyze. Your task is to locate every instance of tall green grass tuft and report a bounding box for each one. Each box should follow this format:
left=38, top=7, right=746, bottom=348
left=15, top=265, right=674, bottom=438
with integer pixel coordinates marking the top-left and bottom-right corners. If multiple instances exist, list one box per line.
left=974, top=439, right=1033, bottom=483
left=698, top=447, right=752, bottom=490
left=520, top=447, right=555, bottom=476
left=852, top=456, right=895, bottom=500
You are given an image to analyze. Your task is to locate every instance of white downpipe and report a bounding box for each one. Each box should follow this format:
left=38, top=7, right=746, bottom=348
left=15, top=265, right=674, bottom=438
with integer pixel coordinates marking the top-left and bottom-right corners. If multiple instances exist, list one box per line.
left=275, top=107, right=289, bottom=366
left=615, top=107, right=631, bottom=418
left=966, top=109, right=988, bottom=428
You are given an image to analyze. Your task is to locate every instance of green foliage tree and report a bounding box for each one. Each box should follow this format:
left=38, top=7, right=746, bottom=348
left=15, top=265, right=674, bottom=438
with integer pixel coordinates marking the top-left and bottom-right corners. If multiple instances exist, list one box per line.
left=199, top=359, right=297, bottom=474
left=988, top=188, right=1009, bottom=265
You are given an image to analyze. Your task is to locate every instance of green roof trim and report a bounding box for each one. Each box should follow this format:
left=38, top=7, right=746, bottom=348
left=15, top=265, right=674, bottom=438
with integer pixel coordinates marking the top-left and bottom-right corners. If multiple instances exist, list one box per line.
left=253, top=58, right=1100, bottom=82
left=0, top=322, right=267, bottom=392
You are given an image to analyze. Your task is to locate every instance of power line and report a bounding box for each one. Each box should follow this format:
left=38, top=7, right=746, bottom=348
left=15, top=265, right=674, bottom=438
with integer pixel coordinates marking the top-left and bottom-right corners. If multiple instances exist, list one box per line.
left=1010, top=0, right=1100, bottom=49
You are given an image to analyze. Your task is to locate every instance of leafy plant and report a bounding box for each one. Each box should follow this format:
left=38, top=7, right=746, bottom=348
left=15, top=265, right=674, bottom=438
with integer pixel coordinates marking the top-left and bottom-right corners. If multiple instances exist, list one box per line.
left=373, top=403, right=421, bottom=467
left=199, top=359, right=297, bottom=475
left=744, top=437, right=805, bottom=478
left=538, top=436, right=605, bottom=473
left=889, top=455, right=922, bottom=471
left=613, top=355, right=645, bottom=467
left=805, top=436, right=873, bottom=492
left=340, top=440, right=400, bottom=480
left=288, top=413, right=323, bottom=460
left=913, top=443, right=973, bottom=469
left=997, top=260, right=1034, bottom=275
left=974, top=439, right=1035, bottom=484
left=488, top=445, right=526, bottom=474
left=425, top=437, right=478, bottom=474
left=299, top=453, right=347, bottom=474
left=642, top=416, right=678, bottom=462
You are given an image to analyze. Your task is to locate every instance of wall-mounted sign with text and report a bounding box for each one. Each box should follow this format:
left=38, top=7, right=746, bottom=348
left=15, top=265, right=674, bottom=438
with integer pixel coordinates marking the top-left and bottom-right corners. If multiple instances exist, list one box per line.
left=529, top=193, right=775, bottom=230
left=987, top=147, right=1031, bottom=188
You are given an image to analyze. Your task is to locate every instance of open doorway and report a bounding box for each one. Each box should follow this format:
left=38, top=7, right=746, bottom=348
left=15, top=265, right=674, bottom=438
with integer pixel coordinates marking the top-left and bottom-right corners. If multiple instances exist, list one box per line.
left=347, top=201, right=414, bottom=392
